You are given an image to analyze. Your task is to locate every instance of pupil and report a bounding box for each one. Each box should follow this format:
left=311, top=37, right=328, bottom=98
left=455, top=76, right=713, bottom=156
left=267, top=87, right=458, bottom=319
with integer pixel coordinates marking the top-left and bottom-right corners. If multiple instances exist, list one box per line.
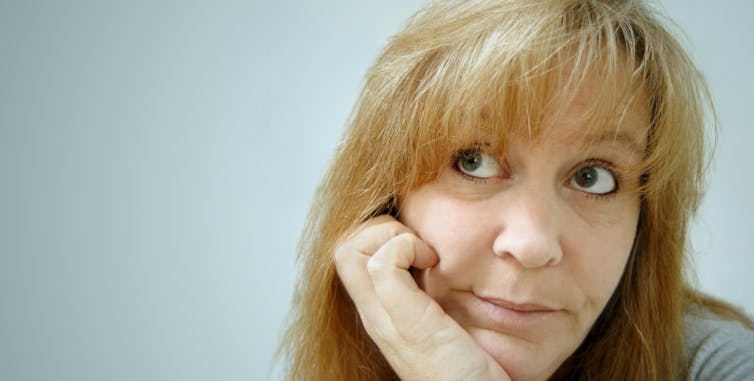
left=576, top=167, right=598, bottom=187
left=461, top=150, right=482, bottom=171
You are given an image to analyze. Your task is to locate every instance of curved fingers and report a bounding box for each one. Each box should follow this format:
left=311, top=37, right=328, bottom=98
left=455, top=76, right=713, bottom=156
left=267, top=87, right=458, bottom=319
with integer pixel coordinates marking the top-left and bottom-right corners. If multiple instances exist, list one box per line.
left=333, top=216, right=509, bottom=381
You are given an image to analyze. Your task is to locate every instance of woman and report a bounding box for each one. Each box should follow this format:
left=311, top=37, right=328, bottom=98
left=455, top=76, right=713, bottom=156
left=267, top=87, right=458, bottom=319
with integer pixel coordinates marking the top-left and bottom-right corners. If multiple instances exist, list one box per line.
left=279, top=0, right=754, bottom=380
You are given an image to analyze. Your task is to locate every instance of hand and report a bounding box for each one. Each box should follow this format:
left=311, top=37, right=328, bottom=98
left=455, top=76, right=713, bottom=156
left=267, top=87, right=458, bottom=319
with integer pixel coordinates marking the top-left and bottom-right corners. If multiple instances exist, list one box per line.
left=334, top=215, right=511, bottom=381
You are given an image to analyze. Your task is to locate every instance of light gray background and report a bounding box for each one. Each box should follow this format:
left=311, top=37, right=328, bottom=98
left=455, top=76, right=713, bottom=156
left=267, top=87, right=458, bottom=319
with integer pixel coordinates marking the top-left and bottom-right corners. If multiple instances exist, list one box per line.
left=1, top=1, right=751, bottom=380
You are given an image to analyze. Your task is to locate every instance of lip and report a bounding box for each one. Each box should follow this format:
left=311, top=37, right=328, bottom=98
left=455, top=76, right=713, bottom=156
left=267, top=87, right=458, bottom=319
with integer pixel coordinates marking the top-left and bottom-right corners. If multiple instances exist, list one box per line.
left=477, top=296, right=558, bottom=312
left=472, top=293, right=561, bottom=329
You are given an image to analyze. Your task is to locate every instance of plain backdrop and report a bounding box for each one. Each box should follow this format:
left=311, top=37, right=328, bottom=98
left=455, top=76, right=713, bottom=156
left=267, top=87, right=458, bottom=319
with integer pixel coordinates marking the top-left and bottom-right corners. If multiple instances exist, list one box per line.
left=1, top=1, right=752, bottom=380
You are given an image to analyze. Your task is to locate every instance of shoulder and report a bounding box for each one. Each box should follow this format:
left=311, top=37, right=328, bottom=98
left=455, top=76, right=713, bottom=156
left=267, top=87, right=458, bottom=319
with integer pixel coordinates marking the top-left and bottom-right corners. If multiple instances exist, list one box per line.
left=684, top=311, right=754, bottom=381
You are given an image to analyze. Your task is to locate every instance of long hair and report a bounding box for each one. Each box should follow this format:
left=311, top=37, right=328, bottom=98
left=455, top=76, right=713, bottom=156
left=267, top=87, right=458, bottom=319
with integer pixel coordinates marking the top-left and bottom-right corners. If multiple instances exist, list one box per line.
left=278, top=1, right=746, bottom=379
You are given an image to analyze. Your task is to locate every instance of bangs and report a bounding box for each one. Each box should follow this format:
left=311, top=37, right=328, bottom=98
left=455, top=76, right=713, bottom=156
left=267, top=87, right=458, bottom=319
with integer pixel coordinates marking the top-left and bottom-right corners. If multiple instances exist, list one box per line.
left=347, top=0, right=707, bottom=217
left=374, top=1, right=660, bottom=194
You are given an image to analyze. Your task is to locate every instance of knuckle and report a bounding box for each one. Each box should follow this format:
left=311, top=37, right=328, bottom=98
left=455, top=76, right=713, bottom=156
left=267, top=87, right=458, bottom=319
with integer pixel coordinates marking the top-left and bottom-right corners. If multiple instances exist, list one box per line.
left=333, top=242, right=352, bottom=265
left=394, top=232, right=416, bottom=246
left=356, top=214, right=394, bottom=235
left=333, top=241, right=362, bottom=275
left=391, top=233, right=417, bottom=260
left=366, top=254, right=388, bottom=275
left=385, top=221, right=411, bottom=239
left=371, top=214, right=396, bottom=224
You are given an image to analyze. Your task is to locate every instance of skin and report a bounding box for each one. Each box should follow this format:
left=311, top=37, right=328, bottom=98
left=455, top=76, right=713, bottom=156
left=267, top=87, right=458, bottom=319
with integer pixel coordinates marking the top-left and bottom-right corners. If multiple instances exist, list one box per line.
left=335, top=71, right=649, bottom=381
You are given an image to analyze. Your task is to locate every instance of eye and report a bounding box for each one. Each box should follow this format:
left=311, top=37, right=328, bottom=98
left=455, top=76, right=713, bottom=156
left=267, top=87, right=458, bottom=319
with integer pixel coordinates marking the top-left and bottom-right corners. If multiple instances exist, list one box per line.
left=570, top=164, right=616, bottom=195
left=456, top=148, right=502, bottom=178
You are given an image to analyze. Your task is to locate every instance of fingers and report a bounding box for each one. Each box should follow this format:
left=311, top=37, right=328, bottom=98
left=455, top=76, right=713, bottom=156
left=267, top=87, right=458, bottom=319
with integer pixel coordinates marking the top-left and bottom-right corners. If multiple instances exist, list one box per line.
left=367, top=233, right=446, bottom=333
left=339, top=215, right=438, bottom=268
left=333, top=216, right=511, bottom=380
left=366, top=232, right=437, bottom=275
left=334, top=215, right=441, bottom=343
left=333, top=216, right=415, bottom=334
left=405, top=233, right=440, bottom=270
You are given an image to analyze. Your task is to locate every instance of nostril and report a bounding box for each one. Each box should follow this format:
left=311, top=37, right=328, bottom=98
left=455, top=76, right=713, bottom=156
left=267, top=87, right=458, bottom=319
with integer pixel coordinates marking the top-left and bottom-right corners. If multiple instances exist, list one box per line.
left=492, top=236, right=563, bottom=268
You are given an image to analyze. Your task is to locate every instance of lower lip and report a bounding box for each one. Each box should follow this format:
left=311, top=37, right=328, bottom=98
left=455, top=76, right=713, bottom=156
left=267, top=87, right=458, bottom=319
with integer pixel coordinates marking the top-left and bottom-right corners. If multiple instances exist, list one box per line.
left=473, top=296, right=559, bottom=329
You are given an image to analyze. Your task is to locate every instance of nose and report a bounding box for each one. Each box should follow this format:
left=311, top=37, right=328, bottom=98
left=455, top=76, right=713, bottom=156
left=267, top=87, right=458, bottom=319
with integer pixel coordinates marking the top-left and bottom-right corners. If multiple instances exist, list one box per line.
left=492, top=187, right=563, bottom=268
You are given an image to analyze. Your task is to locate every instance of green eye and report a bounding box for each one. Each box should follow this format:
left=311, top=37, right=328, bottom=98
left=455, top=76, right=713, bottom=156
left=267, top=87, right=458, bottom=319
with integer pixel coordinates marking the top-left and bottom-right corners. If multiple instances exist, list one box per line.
left=456, top=148, right=501, bottom=178
left=571, top=165, right=616, bottom=195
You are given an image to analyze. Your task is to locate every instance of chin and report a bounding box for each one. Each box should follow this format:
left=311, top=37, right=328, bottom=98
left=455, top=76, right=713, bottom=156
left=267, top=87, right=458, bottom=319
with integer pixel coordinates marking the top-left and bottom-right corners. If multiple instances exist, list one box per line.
left=468, top=327, right=568, bottom=381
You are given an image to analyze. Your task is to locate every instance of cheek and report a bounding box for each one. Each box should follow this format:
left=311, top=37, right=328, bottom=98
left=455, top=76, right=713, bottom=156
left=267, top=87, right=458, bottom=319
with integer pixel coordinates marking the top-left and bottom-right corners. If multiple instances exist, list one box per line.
left=565, top=219, right=636, bottom=318
left=401, top=195, right=495, bottom=292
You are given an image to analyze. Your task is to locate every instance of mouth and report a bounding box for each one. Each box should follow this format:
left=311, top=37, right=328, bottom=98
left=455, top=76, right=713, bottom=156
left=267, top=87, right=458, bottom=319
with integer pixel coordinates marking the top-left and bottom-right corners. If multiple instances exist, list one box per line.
left=478, top=296, right=558, bottom=312
left=472, top=293, right=562, bottom=329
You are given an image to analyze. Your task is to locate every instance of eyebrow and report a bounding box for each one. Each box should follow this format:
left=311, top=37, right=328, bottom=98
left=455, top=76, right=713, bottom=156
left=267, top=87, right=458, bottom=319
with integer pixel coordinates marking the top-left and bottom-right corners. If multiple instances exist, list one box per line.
left=585, top=130, right=645, bottom=157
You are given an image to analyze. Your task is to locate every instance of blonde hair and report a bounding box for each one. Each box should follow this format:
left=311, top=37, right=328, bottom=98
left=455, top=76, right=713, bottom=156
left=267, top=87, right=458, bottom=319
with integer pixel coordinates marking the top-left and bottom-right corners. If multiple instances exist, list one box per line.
left=279, top=0, right=749, bottom=380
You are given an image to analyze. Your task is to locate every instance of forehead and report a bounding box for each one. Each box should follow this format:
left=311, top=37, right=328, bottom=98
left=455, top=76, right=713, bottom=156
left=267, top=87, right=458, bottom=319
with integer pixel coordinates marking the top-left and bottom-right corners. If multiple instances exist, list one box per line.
left=518, top=58, right=651, bottom=154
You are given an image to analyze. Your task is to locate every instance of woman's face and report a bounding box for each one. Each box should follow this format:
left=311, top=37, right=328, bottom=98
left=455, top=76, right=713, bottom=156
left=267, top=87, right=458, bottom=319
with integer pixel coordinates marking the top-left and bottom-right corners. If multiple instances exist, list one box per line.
left=399, top=79, right=648, bottom=381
